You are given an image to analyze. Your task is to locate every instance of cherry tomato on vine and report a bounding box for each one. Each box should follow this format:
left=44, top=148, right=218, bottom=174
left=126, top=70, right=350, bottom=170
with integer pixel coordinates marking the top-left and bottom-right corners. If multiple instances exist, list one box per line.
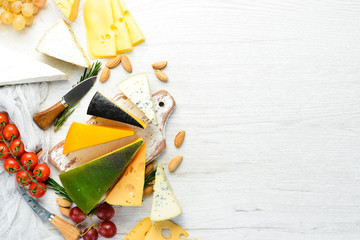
left=16, top=170, right=33, bottom=186
left=0, top=143, right=10, bottom=160
left=0, top=113, right=9, bottom=130
left=20, top=152, right=38, bottom=170
left=33, top=164, right=50, bottom=181
left=4, top=157, right=20, bottom=173
left=28, top=181, right=47, bottom=198
left=2, top=124, right=19, bottom=141
left=10, top=139, right=24, bottom=157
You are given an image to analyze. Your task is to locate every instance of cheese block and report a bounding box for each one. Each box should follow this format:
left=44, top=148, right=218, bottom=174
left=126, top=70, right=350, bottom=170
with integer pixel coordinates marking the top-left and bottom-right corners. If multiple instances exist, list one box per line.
left=123, top=217, right=152, bottom=240
left=87, top=91, right=146, bottom=129
left=119, top=0, right=145, bottom=46
left=0, top=45, right=67, bottom=86
left=84, top=0, right=116, bottom=58
left=117, top=73, right=157, bottom=125
left=54, top=0, right=80, bottom=21
left=105, top=143, right=146, bottom=206
left=144, top=220, right=188, bottom=240
left=59, top=138, right=143, bottom=214
left=110, top=0, right=133, bottom=53
left=36, top=19, right=91, bottom=68
left=151, top=163, right=182, bottom=221
left=63, top=122, right=134, bottom=154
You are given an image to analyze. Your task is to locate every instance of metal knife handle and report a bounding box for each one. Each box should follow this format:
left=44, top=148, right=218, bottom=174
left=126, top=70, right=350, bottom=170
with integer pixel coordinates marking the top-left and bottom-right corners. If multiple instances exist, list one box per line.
left=50, top=215, right=81, bottom=240
left=33, top=100, right=67, bottom=130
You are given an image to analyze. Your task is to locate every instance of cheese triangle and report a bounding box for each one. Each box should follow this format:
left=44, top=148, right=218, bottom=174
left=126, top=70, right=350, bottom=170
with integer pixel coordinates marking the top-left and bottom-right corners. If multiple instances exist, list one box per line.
left=54, top=0, right=80, bottom=21
left=36, top=19, right=91, bottom=68
left=144, top=220, right=188, bottom=240
left=63, top=122, right=134, bottom=154
left=123, top=217, right=152, bottom=240
left=105, top=144, right=146, bottom=206
left=117, top=73, right=157, bottom=125
left=151, top=163, right=182, bottom=221
left=0, top=46, right=67, bottom=86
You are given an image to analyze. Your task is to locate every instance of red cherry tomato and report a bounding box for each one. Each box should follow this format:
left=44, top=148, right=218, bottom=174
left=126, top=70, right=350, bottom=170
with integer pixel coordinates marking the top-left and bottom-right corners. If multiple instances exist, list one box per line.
left=4, top=157, right=20, bottom=173
left=33, top=164, right=50, bottom=181
left=28, top=181, right=47, bottom=198
left=0, top=113, right=9, bottom=130
left=20, top=152, right=38, bottom=170
left=16, top=170, right=33, bottom=186
left=2, top=124, right=19, bottom=141
left=10, top=139, right=24, bottom=157
left=0, top=143, right=10, bottom=159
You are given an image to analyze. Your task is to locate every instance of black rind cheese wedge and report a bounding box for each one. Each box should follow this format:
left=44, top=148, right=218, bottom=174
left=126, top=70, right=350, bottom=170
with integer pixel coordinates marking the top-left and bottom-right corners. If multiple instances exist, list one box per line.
left=87, top=92, right=146, bottom=129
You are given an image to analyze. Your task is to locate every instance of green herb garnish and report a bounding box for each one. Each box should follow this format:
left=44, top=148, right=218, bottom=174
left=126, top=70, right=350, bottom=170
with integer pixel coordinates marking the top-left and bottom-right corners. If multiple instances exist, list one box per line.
left=45, top=177, right=72, bottom=202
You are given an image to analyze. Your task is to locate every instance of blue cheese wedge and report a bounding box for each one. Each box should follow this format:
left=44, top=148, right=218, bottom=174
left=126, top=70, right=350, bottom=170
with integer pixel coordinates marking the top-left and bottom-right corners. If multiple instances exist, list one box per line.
left=36, top=19, right=91, bottom=68
left=117, top=73, right=157, bottom=125
left=151, top=163, right=182, bottom=221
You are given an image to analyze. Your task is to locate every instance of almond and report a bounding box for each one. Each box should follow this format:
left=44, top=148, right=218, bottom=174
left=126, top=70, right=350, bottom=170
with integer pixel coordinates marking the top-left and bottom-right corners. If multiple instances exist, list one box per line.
left=155, top=70, right=168, bottom=82
left=168, top=156, right=183, bottom=172
left=174, top=131, right=185, bottom=148
left=144, top=185, right=154, bottom=195
left=105, top=55, right=122, bottom=68
left=56, top=198, right=72, bottom=208
left=59, top=206, right=70, bottom=217
left=152, top=61, right=167, bottom=70
left=121, top=55, right=132, bottom=73
left=36, top=150, right=43, bottom=157
left=99, top=67, right=110, bottom=82
left=145, top=163, right=154, bottom=176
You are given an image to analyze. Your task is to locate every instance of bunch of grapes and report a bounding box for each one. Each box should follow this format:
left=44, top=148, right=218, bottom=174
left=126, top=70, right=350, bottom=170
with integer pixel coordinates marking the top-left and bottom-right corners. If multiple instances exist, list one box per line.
left=0, top=0, right=46, bottom=31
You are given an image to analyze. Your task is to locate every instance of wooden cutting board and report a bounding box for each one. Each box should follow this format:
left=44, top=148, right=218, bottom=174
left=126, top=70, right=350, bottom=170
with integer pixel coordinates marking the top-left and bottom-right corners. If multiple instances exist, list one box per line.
left=49, top=90, right=176, bottom=173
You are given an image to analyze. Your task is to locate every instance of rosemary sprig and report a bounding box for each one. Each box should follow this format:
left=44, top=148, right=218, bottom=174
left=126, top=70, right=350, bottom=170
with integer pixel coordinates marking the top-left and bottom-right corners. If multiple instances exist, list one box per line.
left=53, top=61, right=102, bottom=131
left=45, top=177, right=72, bottom=202
left=144, top=164, right=156, bottom=188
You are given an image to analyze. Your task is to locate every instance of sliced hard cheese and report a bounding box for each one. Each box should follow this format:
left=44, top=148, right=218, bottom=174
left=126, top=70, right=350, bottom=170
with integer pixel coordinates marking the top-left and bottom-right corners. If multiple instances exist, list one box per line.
left=151, top=163, right=182, bottom=221
left=123, top=217, right=152, bottom=240
left=0, top=45, right=67, bottom=86
left=59, top=138, right=143, bottom=214
left=63, top=122, right=133, bottom=154
left=119, top=0, right=145, bottom=46
left=36, top=19, right=91, bottom=68
left=105, top=144, right=146, bottom=206
left=144, top=220, right=188, bottom=240
left=84, top=0, right=116, bottom=58
left=110, top=0, right=133, bottom=53
left=54, top=0, right=80, bottom=21
left=87, top=92, right=146, bottom=129
left=117, top=73, right=157, bottom=125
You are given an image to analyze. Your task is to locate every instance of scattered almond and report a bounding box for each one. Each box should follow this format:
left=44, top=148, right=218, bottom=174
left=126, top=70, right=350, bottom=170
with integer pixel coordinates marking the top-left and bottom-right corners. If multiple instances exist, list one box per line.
left=56, top=198, right=72, bottom=208
left=168, top=156, right=183, bottom=172
left=121, top=55, right=132, bottom=73
left=59, top=206, right=70, bottom=217
left=36, top=150, right=43, bottom=157
left=145, top=163, right=154, bottom=176
left=152, top=61, right=167, bottom=70
left=174, top=131, right=185, bottom=148
left=105, top=55, right=122, bottom=68
left=155, top=70, right=168, bottom=82
left=99, top=67, right=110, bottom=82
left=144, top=185, right=154, bottom=195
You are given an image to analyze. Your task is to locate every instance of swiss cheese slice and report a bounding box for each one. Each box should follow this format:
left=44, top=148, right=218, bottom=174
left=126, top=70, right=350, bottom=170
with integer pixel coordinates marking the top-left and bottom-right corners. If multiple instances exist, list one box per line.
left=151, top=163, right=182, bottom=221
left=105, top=144, right=146, bottom=206
left=144, top=220, right=188, bottom=240
left=63, top=122, right=134, bottom=154
left=54, top=0, right=80, bottom=21
left=111, top=0, right=133, bottom=53
left=0, top=45, right=67, bottom=86
left=123, top=217, right=152, bottom=240
left=117, top=73, right=157, bottom=125
left=36, top=19, right=91, bottom=68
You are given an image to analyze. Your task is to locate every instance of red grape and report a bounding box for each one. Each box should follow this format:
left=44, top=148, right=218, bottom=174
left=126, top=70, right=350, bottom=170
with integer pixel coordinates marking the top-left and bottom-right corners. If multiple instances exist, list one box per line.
left=83, top=227, right=98, bottom=240
left=99, top=221, right=117, bottom=238
left=96, top=204, right=115, bottom=221
left=69, top=207, right=86, bottom=223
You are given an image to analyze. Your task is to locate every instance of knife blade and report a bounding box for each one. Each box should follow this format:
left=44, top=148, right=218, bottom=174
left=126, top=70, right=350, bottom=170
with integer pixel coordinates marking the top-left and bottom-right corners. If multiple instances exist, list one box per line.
left=17, top=187, right=81, bottom=240
left=33, top=76, right=97, bottom=130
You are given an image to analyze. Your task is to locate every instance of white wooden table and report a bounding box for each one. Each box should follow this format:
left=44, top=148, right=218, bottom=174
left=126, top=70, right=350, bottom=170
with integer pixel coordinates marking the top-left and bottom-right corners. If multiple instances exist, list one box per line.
left=2, top=0, right=360, bottom=239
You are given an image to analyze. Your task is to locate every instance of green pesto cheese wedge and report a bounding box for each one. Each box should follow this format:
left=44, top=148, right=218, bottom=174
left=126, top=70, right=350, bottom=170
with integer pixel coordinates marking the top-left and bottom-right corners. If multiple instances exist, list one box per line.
left=59, top=138, right=143, bottom=214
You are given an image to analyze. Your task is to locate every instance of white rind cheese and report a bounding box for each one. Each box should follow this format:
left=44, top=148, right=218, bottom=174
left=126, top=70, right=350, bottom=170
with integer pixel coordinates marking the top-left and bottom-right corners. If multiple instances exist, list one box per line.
left=0, top=45, right=67, bottom=86
left=151, top=163, right=182, bottom=221
left=36, top=19, right=91, bottom=68
left=117, top=73, right=157, bottom=125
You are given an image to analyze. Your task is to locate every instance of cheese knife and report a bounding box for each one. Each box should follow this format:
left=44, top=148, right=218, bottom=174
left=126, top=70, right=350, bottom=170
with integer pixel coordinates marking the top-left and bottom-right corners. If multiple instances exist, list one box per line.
left=33, top=75, right=97, bottom=130
left=17, top=187, right=81, bottom=240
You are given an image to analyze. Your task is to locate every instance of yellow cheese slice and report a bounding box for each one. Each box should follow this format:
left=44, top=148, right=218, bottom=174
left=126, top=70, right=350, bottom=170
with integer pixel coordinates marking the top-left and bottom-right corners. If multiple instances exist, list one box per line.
left=110, top=0, right=133, bottom=53
left=105, top=144, right=146, bottom=206
left=63, top=122, right=133, bottom=154
left=84, top=0, right=116, bottom=58
left=123, top=217, right=152, bottom=240
left=54, top=0, right=80, bottom=21
left=144, top=220, right=188, bottom=240
left=119, top=0, right=145, bottom=46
